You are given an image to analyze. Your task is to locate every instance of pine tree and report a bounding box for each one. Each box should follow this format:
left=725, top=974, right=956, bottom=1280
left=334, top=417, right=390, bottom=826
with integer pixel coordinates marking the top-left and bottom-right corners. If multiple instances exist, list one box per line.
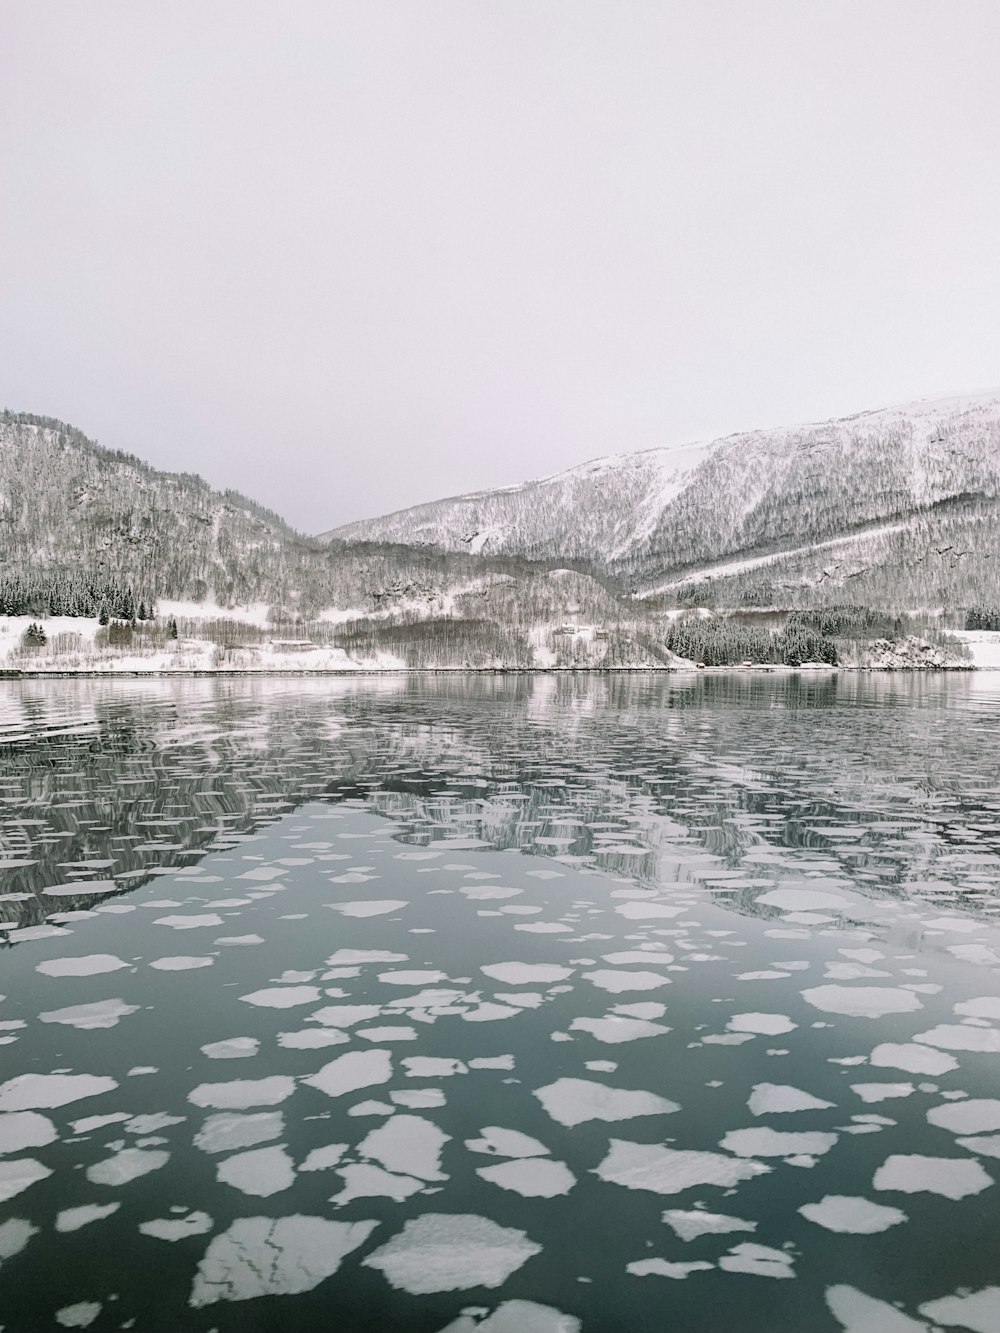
left=167, top=616, right=178, bottom=640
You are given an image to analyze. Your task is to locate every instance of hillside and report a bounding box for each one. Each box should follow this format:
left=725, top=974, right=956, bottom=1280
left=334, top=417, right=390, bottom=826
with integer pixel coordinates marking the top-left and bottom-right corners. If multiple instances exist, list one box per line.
left=321, top=391, right=1000, bottom=610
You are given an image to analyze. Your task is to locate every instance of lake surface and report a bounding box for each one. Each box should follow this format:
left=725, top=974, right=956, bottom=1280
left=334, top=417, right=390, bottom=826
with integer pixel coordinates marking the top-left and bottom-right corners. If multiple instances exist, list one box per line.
left=1, top=672, right=1000, bottom=1332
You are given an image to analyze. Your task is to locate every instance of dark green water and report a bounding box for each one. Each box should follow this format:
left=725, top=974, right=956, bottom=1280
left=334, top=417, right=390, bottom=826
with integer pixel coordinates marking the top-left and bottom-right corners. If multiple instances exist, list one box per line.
left=1, top=673, right=999, bottom=1332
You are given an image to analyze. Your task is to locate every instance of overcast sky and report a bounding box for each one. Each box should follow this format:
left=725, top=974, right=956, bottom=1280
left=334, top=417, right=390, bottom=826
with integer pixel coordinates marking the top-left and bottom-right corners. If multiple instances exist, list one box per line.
left=2, top=2, right=999, bottom=533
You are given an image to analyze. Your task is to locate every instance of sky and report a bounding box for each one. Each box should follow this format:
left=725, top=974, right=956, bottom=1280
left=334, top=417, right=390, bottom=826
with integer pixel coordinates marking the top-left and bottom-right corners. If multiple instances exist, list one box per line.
left=2, top=2, right=999, bottom=535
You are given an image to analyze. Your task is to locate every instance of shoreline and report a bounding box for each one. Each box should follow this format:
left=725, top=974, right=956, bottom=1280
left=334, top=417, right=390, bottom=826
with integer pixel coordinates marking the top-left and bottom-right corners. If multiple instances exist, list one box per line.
left=0, top=664, right=981, bottom=678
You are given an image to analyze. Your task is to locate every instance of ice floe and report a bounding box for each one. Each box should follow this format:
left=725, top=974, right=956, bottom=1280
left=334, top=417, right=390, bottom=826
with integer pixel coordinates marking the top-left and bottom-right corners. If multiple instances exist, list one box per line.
left=825, top=1285, right=928, bottom=1332
left=747, top=1084, right=834, bottom=1115
left=188, top=1077, right=295, bottom=1109
left=0, top=1073, right=118, bottom=1111
left=362, top=1213, right=541, bottom=1294
left=216, top=1144, right=295, bottom=1196
left=139, top=1211, right=213, bottom=1241
left=303, top=1050, right=393, bottom=1098
left=55, top=1202, right=120, bottom=1232
left=358, top=1115, right=449, bottom=1180
left=0, top=1111, right=57, bottom=1154
left=721, top=1128, right=838, bottom=1158
left=717, top=1243, right=795, bottom=1278
left=0, top=1157, right=52, bottom=1202
left=534, top=1077, right=679, bottom=1127
left=927, top=1099, right=1000, bottom=1134
left=595, top=1140, right=770, bottom=1194
left=801, top=987, right=923, bottom=1019
left=799, top=1195, right=907, bottom=1233
left=36, top=955, right=128, bottom=977
left=662, top=1209, right=756, bottom=1241
left=39, top=998, right=139, bottom=1029
left=873, top=1153, right=993, bottom=1199
left=869, top=1043, right=958, bottom=1075
left=190, top=1215, right=378, bottom=1306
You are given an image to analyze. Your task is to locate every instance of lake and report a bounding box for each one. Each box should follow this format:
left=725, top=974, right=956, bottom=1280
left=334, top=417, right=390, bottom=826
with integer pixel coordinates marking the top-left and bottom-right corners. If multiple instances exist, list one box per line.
left=1, top=672, right=999, bottom=1332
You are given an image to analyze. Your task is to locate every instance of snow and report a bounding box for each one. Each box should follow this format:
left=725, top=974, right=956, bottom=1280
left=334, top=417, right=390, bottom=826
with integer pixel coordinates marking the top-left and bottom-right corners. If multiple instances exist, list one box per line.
left=55, top=1203, right=120, bottom=1233
left=216, top=1145, right=295, bottom=1197
left=303, top=1050, right=393, bottom=1098
left=477, top=1158, right=576, bottom=1197
left=872, top=1153, right=993, bottom=1199
left=747, top=1084, right=834, bottom=1115
left=0, top=1112, right=58, bottom=1155
left=0, top=1158, right=52, bottom=1202
left=801, top=986, right=923, bottom=1019
left=193, top=1111, right=284, bottom=1154
left=661, top=1210, right=755, bottom=1241
left=0, top=1073, right=118, bottom=1111
left=188, top=1077, right=295, bottom=1109
left=85, top=1147, right=169, bottom=1187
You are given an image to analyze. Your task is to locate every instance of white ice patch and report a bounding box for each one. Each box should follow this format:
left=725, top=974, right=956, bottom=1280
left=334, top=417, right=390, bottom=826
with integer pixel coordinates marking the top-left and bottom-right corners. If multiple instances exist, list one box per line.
left=0, top=1158, right=52, bottom=1202
left=190, top=1215, right=378, bottom=1307
left=86, top=1147, right=169, bottom=1187
left=309, top=1004, right=382, bottom=1027
left=402, top=1057, right=467, bottom=1078
left=299, top=1144, right=347, bottom=1172
left=378, top=971, right=449, bottom=986
left=240, top=986, right=321, bottom=1009
left=0, top=1073, right=118, bottom=1111
left=595, top=1140, right=770, bottom=1194
left=913, top=1025, right=1000, bottom=1054
left=278, top=1029, right=350, bottom=1049
left=36, top=955, right=128, bottom=977
left=662, top=1210, right=755, bottom=1241
left=614, top=902, right=687, bottom=921
left=201, top=1037, right=259, bottom=1060
left=149, top=956, right=214, bottom=971
left=55, top=1302, right=102, bottom=1328
left=481, top=963, right=573, bottom=985
left=326, top=949, right=408, bottom=965
left=728, top=1013, right=797, bottom=1036
left=329, top=900, right=408, bottom=917
left=333, top=1163, right=424, bottom=1204
left=432, top=1299, right=581, bottom=1333
left=140, top=1211, right=213, bottom=1241
left=954, top=997, right=1000, bottom=1021
left=55, top=1203, right=120, bottom=1232
left=39, top=998, right=139, bottom=1030
left=466, top=1127, right=549, bottom=1158
left=534, top=1077, right=679, bottom=1127
left=802, top=987, right=923, bottom=1019
left=873, top=1153, right=993, bottom=1200
left=362, top=1213, right=541, bottom=1294
left=303, top=1050, right=393, bottom=1098
left=569, top=1015, right=670, bottom=1043
left=0, top=1112, right=57, bottom=1155
left=747, top=1084, right=834, bottom=1116
left=799, top=1195, right=907, bottom=1234
left=825, top=1284, right=928, bottom=1332
left=583, top=970, right=670, bottom=994
left=920, top=1286, right=1000, bottom=1331
left=927, top=1099, right=1000, bottom=1135
left=718, top=1244, right=795, bottom=1279
left=217, top=1144, right=295, bottom=1197
left=869, top=1043, right=958, bottom=1075
left=194, top=1111, right=284, bottom=1154
left=722, top=1128, right=837, bottom=1158
left=0, top=1216, right=38, bottom=1265
left=757, top=889, right=852, bottom=911
left=188, top=1077, right=295, bottom=1110
left=627, top=1258, right=714, bottom=1279
left=358, top=1115, right=449, bottom=1180
left=153, top=915, right=224, bottom=930
left=851, top=1084, right=915, bottom=1104
left=477, top=1158, right=575, bottom=1197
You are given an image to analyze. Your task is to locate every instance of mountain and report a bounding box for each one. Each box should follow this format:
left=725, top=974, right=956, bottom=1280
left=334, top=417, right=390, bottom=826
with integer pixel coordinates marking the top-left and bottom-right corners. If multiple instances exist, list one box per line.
left=321, top=391, right=1000, bottom=610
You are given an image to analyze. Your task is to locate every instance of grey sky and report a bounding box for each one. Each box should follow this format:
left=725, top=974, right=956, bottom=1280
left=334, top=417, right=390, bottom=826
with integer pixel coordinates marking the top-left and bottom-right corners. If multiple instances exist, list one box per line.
left=2, top=2, right=999, bottom=534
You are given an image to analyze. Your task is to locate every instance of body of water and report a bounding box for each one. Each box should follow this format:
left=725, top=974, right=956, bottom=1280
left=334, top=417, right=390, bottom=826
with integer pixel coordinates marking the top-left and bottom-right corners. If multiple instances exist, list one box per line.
left=1, top=673, right=999, bottom=1332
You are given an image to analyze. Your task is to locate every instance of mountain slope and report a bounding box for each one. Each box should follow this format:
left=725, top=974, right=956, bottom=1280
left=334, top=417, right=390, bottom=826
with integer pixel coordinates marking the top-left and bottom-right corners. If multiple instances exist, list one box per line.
left=321, top=391, right=1000, bottom=608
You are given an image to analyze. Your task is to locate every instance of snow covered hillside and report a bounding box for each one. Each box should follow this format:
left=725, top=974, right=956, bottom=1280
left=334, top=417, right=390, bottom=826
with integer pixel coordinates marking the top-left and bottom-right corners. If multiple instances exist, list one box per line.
left=321, top=391, right=1000, bottom=609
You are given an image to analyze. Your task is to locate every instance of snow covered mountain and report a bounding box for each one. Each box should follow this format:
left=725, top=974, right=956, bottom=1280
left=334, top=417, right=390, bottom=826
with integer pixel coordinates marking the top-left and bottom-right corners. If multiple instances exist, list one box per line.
left=321, top=391, right=1000, bottom=608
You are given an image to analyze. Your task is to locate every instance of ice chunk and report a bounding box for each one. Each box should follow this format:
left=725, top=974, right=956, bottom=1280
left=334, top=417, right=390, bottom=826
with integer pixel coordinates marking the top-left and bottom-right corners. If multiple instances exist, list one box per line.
left=140, top=1211, right=213, bottom=1240
left=0, top=1111, right=57, bottom=1155
left=188, top=1077, right=295, bottom=1110
left=362, top=1213, right=541, bottom=1294
left=55, top=1302, right=101, bottom=1328
left=748, top=1084, right=834, bottom=1115
left=332, top=1163, right=424, bottom=1204
left=433, top=1300, right=580, bottom=1333
left=802, top=987, right=922, bottom=1019
left=662, top=1210, right=755, bottom=1241
left=329, top=900, right=408, bottom=917
left=466, top=1127, right=549, bottom=1158
left=358, top=1115, right=449, bottom=1180
left=595, top=1140, right=769, bottom=1194
left=913, top=1025, right=1000, bottom=1054
left=55, top=1202, right=120, bottom=1232
left=477, top=1158, right=576, bottom=1197
left=0, top=1216, right=38, bottom=1264
left=86, top=1148, right=168, bottom=1186
left=201, top=1037, right=259, bottom=1060
left=149, top=956, right=214, bottom=970
left=401, top=1057, right=467, bottom=1078
left=799, top=1195, right=906, bottom=1233
left=927, top=1099, right=1000, bottom=1135
left=534, top=1077, right=679, bottom=1127
left=39, top=998, right=139, bottom=1029
left=728, top=1013, right=797, bottom=1036
left=481, top=963, right=573, bottom=985
left=583, top=970, right=670, bottom=993
left=718, top=1244, right=794, bottom=1279
left=0, top=1158, right=52, bottom=1202
left=873, top=1153, right=993, bottom=1199
left=569, top=1016, right=669, bottom=1044
left=920, top=1286, right=1000, bottom=1331
left=722, top=1128, right=837, bottom=1158
left=303, top=1050, right=393, bottom=1098
left=217, top=1145, right=295, bottom=1197
left=825, top=1285, right=928, bottom=1332
left=869, top=1043, right=958, bottom=1076
left=194, top=1111, right=284, bottom=1154
left=36, top=955, right=128, bottom=977
left=299, top=1143, right=347, bottom=1172
left=627, top=1258, right=713, bottom=1279
left=190, top=1215, right=378, bottom=1306
left=240, top=986, right=321, bottom=1008
left=851, top=1084, right=915, bottom=1104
